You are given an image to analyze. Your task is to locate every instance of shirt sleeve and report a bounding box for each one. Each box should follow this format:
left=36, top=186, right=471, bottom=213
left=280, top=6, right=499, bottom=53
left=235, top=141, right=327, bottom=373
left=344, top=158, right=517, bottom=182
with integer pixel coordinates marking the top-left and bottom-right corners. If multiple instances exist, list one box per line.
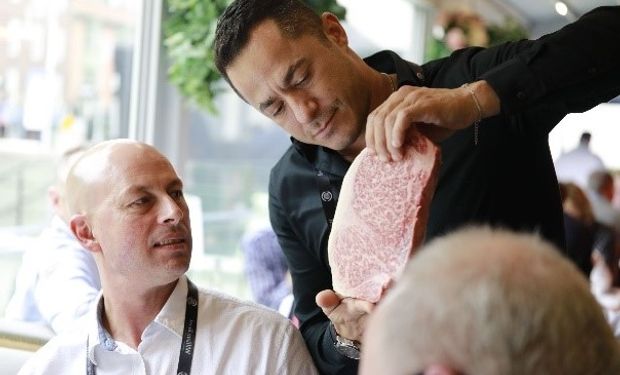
left=479, top=6, right=620, bottom=115
left=269, top=173, right=358, bottom=375
left=277, top=323, right=320, bottom=375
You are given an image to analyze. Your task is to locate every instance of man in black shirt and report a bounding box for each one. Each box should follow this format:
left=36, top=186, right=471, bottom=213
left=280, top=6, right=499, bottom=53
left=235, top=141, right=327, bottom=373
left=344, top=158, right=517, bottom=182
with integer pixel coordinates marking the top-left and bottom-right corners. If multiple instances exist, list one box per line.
left=214, top=1, right=620, bottom=373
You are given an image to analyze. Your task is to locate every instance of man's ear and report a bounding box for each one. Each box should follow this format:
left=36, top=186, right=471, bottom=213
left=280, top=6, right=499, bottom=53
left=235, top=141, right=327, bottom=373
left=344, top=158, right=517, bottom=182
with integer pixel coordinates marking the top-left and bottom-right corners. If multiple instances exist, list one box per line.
left=320, top=12, right=348, bottom=46
left=69, top=214, right=100, bottom=253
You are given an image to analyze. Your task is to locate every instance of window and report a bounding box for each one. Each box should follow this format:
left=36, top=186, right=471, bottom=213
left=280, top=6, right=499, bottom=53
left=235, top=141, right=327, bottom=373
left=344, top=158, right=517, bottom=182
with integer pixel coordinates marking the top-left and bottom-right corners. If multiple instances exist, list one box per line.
left=0, top=0, right=140, bottom=314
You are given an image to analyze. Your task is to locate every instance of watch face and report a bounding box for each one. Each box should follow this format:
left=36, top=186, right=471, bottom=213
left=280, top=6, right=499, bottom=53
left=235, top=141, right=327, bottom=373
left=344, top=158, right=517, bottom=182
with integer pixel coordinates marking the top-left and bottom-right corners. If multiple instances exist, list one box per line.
left=336, top=342, right=361, bottom=360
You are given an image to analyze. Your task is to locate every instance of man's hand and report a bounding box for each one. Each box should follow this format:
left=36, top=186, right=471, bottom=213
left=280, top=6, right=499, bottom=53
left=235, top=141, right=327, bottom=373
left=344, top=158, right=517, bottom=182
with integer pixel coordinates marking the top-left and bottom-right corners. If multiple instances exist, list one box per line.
left=316, top=289, right=375, bottom=343
left=365, top=80, right=500, bottom=162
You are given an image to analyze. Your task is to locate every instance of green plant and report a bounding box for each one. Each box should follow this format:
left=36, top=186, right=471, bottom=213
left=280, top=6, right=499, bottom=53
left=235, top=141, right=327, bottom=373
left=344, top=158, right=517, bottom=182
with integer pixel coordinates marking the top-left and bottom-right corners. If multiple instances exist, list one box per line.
left=163, top=0, right=346, bottom=114
left=487, top=17, right=529, bottom=46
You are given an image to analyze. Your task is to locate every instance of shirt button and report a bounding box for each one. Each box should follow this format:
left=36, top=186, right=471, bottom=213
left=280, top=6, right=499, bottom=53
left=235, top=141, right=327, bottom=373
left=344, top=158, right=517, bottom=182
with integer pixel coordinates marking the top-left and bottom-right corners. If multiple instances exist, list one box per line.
left=516, top=91, right=526, bottom=100
left=588, top=67, right=597, bottom=75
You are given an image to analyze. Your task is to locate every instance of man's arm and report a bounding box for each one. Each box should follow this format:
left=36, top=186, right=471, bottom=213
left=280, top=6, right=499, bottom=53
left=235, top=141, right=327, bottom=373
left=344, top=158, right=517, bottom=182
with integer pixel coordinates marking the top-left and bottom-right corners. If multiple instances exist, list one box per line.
left=481, top=6, right=620, bottom=115
left=367, top=6, right=620, bottom=161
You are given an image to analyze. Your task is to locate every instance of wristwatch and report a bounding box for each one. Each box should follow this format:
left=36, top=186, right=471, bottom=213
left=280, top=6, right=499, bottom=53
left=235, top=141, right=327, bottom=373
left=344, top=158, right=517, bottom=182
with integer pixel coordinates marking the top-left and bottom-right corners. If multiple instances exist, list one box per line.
left=330, top=322, right=361, bottom=360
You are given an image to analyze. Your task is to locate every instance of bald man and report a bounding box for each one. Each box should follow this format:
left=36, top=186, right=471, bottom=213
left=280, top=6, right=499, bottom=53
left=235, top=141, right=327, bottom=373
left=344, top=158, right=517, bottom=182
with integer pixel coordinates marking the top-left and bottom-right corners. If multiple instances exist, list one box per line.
left=361, top=227, right=620, bottom=375
left=19, top=139, right=317, bottom=375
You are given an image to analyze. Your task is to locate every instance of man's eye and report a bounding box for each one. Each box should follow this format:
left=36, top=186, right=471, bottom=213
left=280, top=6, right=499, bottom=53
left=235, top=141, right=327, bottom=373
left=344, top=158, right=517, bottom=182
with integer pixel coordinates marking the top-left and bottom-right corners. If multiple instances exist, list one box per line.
left=272, top=103, right=285, bottom=117
left=130, top=197, right=149, bottom=207
left=171, top=190, right=184, bottom=199
left=129, top=196, right=151, bottom=207
left=294, top=75, right=308, bottom=86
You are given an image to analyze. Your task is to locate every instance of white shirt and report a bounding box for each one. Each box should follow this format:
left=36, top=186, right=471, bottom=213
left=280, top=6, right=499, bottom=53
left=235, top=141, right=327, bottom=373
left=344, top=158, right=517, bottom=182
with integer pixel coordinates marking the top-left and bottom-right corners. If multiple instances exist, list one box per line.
left=5, top=215, right=101, bottom=333
left=18, top=276, right=318, bottom=375
left=587, top=191, right=620, bottom=232
left=554, top=144, right=605, bottom=189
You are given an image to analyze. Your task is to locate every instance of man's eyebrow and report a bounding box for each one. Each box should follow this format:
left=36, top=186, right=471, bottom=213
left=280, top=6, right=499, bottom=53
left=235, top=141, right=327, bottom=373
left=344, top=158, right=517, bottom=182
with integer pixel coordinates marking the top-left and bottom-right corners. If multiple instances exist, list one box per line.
left=259, top=97, right=276, bottom=113
left=167, top=178, right=183, bottom=190
left=258, top=58, right=307, bottom=113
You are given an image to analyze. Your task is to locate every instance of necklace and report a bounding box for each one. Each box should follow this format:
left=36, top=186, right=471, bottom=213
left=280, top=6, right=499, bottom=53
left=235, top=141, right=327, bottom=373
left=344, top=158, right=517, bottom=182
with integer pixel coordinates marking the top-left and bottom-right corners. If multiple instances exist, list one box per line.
left=381, top=72, right=397, bottom=93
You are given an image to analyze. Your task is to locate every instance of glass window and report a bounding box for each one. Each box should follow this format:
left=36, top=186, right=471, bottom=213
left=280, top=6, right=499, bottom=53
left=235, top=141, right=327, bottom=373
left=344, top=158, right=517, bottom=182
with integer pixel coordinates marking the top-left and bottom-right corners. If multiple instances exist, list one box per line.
left=0, top=0, right=140, bottom=314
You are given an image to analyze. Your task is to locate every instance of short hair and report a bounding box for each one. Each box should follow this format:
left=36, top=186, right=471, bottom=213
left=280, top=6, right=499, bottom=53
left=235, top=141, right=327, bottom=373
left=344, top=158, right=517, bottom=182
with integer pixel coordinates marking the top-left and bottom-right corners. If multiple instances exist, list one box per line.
left=214, top=0, right=325, bottom=85
left=370, top=227, right=620, bottom=375
left=580, top=131, right=592, bottom=144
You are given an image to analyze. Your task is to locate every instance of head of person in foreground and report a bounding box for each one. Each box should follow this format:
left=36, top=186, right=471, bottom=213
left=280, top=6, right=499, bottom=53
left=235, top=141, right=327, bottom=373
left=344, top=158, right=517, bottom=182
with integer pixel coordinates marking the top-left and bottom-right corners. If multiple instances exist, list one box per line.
left=65, top=139, right=192, bottom=290
left=360, top=227, right=620, bottom=375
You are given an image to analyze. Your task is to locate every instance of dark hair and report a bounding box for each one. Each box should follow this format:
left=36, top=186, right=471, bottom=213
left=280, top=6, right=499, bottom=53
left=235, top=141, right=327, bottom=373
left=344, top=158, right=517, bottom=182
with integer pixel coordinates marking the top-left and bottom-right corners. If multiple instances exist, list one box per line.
left=214, top=0, right=325, bottom=85
left=580, top=131, right=592, bottom=144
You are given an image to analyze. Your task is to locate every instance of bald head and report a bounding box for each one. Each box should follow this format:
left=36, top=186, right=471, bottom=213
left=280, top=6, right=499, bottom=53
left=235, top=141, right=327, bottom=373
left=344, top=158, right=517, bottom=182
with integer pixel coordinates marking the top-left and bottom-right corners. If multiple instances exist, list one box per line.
left=361, top=227, right=620, bottom=375
left=65, top=140, right=172, bottom=216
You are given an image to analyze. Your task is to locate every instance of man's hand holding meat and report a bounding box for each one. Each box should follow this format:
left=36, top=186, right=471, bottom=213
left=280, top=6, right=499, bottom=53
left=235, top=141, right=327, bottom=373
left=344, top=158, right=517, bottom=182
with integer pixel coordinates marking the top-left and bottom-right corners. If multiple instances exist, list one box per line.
left=365, top=80, right=500, bottom=162
left=316, top=289, right=375, bottom=343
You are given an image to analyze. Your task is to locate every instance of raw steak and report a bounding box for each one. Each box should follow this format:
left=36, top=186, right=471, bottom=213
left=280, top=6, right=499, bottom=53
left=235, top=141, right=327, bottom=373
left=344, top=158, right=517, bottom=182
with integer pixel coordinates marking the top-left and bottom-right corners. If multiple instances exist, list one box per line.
left=328, top=131, right=441, bottom=303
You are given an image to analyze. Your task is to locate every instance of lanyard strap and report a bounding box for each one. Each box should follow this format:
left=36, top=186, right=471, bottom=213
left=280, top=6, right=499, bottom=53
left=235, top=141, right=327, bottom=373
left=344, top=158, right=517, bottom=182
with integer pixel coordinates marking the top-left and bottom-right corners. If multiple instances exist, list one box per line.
left=177, top=280, right=199, bottom=375
left=316, top=169, right=338, bottom=228
left=86, top=279, right=199, bottom=375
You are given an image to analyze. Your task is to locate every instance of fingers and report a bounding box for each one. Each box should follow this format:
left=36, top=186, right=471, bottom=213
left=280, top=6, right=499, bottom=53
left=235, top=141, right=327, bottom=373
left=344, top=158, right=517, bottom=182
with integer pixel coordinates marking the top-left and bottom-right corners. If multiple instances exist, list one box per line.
left=316, top=290, right=375, bottom=342
left=316, top=289, right=342, bottom=314
left=366, top=85, right=479, bottom=157
left=367, top=94, right=404, bottom=162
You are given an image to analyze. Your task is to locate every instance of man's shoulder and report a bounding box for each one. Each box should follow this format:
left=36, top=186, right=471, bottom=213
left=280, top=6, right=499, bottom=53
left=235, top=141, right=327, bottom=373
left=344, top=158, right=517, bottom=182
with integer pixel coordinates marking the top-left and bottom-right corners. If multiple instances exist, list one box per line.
left=18, top=331, right=86, bottom=374
left=270, top=142, right=317, bottom=192
left=271, top=141, right=315, bottom=176
left=198, top=288, right=290, bottom=327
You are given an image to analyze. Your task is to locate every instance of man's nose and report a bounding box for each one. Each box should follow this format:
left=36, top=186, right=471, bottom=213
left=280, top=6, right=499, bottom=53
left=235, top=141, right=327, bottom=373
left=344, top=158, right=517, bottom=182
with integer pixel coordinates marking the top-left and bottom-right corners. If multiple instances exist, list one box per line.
left=289, top=92, right=319, bottom=125
left=159, top=196, right=183, bottom=225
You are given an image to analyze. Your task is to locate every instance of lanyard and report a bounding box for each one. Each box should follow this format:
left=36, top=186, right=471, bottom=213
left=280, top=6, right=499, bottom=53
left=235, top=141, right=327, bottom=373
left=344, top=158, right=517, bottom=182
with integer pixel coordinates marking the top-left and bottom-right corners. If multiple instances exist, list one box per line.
left=316, top=169, right=338, bottom=229
left=86, top=279, right=199, bottom=375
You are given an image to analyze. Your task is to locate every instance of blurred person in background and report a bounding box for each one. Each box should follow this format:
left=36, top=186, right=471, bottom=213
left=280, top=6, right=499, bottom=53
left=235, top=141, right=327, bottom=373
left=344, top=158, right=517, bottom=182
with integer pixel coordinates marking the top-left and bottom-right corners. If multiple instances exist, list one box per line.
left=241, top=225, right=293, bottom=317
left=555, top=132, right=606, bottom=190
left=5, top=145, right=101, bottom=333
left=587, top=170, right=620, bottom=233
left=559, top=182, right=597, bottom=276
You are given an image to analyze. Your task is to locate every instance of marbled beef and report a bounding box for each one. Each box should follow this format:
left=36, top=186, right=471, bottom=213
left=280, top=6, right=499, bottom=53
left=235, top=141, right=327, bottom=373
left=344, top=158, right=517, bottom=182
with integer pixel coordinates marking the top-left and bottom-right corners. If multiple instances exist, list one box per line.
left=328, top=131, right=441, bottom=302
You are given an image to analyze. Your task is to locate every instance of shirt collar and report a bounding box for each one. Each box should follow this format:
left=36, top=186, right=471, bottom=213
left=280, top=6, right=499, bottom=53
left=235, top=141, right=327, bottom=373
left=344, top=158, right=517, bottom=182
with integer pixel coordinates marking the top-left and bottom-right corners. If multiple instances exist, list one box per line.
left=88, top=275, right=188, bottom=360
left=363, top=50, right=425, bottom=88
